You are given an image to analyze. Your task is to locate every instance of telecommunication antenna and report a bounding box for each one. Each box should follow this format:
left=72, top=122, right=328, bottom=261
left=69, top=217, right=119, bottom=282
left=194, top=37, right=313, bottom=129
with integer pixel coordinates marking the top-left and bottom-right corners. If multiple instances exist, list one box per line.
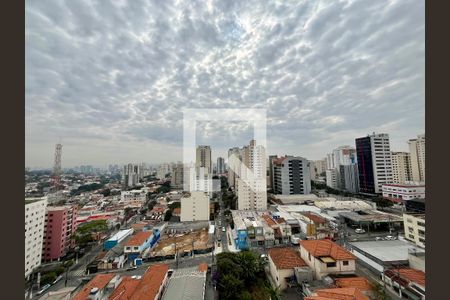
left=52, top=143, right=63, bottom=189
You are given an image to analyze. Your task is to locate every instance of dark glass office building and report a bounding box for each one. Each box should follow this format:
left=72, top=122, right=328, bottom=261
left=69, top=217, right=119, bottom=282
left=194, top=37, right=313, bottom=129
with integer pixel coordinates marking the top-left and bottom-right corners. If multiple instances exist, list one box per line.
left=355, top=137, right=375, bottom=194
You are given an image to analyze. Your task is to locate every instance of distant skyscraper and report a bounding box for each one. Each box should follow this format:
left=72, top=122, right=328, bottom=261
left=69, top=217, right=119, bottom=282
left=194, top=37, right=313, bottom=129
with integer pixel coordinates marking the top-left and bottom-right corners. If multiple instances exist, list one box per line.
left=355, top=133, right=393, bottom=194
left=217, top=157, right=225, bottom=174
left=123, top=163, right=140, bottom=187
left=268, top=155, right=278, bottom=189
left=408, top=134, right=425, bottom=183
left=314, top=159, right=327, bottom=177
left=272, top=156, right=311, bottom=195
left=326, top=169, right=338, bottom=189
left=196, top=145, right=212, bottom=174
left=331, top=146, right=358, bottom=191
left=237, top=140, right=267, bottom=210
left=172, top=162, right=184, bottom=189
left=391, top=152, right=412, bottom=184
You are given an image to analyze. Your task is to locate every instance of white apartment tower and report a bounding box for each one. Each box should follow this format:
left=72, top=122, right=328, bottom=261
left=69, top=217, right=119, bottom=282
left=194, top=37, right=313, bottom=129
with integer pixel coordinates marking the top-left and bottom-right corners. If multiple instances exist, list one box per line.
left=391, top=152, right=413, bottom=184
left=227, top=147, right=241, bottom=189
left=408, top=134, right=425, bottom=183
left=237, top=140, right=267, bottom=210
left=25, top=197, right=47, bottom=278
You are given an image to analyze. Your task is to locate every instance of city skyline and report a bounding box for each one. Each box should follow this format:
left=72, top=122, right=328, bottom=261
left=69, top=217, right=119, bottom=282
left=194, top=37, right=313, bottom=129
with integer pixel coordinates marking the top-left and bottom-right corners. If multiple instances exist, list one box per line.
left=26, top=0, right=424, bottom=167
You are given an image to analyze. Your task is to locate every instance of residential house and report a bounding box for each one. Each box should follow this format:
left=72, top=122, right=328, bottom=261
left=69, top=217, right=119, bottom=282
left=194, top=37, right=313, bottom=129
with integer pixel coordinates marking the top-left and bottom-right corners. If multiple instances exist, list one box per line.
left=268, top=247, right=309, bottom=290
left=300, top=239, right=356, bottom=280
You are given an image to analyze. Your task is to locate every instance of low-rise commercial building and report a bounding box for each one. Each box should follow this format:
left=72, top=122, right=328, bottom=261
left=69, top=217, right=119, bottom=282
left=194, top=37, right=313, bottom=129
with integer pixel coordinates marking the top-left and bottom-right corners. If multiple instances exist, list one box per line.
left=382, top=183, right=425, bottom=203
left=403, top=213, right=425, bottom=248
left=162, top=264, right=208, bottom=300
left=382, top=268, right=425, bottom=300
left=124, top=231, right=155, bottom=261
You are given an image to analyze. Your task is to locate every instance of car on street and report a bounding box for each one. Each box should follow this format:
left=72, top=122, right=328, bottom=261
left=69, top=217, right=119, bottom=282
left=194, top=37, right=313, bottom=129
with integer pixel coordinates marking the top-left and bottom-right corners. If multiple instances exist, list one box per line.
left=126, top=266, right=138, bottom=271
left=37, top=284, right=51, bottom=295
left=355, top=228, right=366, bottom=234
left=385, top=235, right=397, bottom=240
left=222, top=227, right=226, bottom=232
left=375, top=237, right=383, bottom=241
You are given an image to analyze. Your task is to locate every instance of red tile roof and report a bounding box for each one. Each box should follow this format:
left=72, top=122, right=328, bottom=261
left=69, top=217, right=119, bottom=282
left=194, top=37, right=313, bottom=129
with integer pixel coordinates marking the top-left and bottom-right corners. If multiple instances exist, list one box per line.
left=125, top=231, right=152, bottom=247
left=108, top=276, right=140, bottom=300
left=384, top=268, right=425, bottom=287
left=198, top=263, right=208, bottom=272
left=335, top=277, right=373, bottom=291
left=129, top=264, right=169, bottom=300
left=302, top=212, right=327, bottom=224
left=262, top=214, right=277, bottom=226
left=300, top=239, right=356, bottom=260
left=268, top=247, right=307, bottom=269
left=276, top=217, right=286, bottom=224
left=72, top=274, right=115, bottom=300
left=306, top=287, right=369, bottom=300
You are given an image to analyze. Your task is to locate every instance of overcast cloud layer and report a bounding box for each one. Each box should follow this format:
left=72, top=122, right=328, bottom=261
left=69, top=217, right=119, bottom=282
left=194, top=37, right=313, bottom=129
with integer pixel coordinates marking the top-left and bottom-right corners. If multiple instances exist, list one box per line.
left=26, top=0, right=424, bottom=168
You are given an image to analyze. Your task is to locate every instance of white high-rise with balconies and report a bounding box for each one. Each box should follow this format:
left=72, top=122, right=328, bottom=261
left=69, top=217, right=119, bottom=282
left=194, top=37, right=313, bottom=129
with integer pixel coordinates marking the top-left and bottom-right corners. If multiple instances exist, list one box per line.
left=391, top=152, right=412, bottom=184
left=408, top=134, right=425, bottom=183
left=25, top=197, right=47, bottom=279
left=237, top=140, right=267, bottom=210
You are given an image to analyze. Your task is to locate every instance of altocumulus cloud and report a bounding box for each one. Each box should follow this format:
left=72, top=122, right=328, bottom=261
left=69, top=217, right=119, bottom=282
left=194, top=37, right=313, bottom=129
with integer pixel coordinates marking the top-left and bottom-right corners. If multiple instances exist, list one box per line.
left=25, top=0, right=424, bottom=167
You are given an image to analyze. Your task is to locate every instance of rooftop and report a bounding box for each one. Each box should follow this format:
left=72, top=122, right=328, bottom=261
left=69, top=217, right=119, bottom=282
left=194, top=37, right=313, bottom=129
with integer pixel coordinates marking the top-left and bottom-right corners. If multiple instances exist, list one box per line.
left=302, top=212, right=327, bottom=224
left=350, top=240, right=419, bottom=263
left=129, top=264, right=169, bottom=300
left=300, top=240, right=355, bottom=261
left=306, top=287, right=369, bottom=300
left=334, top=277, right=372, bottom=292
left=162, top=265, right=207, bottom=300
left=72, top=274, right=115, bottom=300
left=124, top=231, right=153, bottom=247
left=108, top=276, right=140, bottom=300
left=384, top=268, right=425, bottom=287
left=268, top=247, right=307, bottom=269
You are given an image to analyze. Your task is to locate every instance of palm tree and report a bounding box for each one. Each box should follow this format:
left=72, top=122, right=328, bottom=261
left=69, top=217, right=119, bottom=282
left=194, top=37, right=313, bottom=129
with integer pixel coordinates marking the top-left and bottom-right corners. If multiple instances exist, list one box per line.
left=265, top=284, right=282, bottom=300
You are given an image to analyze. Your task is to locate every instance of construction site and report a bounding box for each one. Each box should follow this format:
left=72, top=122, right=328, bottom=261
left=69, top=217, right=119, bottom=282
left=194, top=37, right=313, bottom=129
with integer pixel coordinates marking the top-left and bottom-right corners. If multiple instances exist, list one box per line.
left=147, top=228, right=213, bottom=257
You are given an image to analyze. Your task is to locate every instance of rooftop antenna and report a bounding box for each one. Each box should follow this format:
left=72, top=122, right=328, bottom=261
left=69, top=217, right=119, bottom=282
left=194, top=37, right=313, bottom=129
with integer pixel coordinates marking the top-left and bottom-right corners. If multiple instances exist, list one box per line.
left=52, top=141, right=63, bottom=189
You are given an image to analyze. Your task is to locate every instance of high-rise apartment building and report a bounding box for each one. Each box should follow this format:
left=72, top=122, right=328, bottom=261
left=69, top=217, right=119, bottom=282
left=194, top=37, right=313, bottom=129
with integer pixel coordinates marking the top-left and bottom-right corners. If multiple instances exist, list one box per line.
left=308, top=160, right=317, bottom=181
left=268, top=155, right=278, bottom=189
left=42, top=206, right=78, bottom=262
left=227, top=147, right=241, bottom=189
left=272, top=156, right=311, bottom=195
left=326, top=169, right=338, bottom=189
left=216, top=157, right=225, bottom=174
left=156, top=163, right=171, bottom=180
left=122, top=163, right=140, bottom=187
left=237, top=140, right=267, bottom=210
left=171, top=162, right=184, bottom=189
left=339, top=164, right=359, bottom=193
left=408, top=134, right=425, bottom=183
left=355, top=133, right=393, bottom=194
left=196, top=145, right=212, bottom=174
left=391, top=152, right=412, bottom=184
left=25, top=197, right=47, bottom=278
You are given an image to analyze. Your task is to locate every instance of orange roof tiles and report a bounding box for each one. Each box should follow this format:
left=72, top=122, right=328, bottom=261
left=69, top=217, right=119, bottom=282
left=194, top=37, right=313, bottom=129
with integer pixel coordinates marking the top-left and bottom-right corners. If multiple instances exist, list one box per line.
left=335, top=277, right=372, bottom=291
left=276, top=218, right=286, bottom=224
left=262, top=214, right=277, bottom=226
left=385, top=268, right=425, bottom=287
left=198, top=263, right=208, bottom=272
left=300, top=239, right=356, bottom=260
left=72, top=274, right=115, bottom=300
left=129, top=264, right=169, bottom=300
left=307, top=287, right=369, bottom=300
left=108, top=276, right=141, bottom=300
left=268, top=247, right=307, bottom=269
left=125, top=231, right=152, bottom=247
left=302, top=212, right=327, bottom=224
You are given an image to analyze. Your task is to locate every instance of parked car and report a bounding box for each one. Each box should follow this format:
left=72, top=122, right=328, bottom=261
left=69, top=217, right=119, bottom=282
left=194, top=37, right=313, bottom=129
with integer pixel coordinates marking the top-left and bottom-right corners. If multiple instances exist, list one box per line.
left=375, top=237, right=383, bottom=241
left=355, top=228, right=366, bottom=234
left=385, top=235, right=397, bottom=240
left=37, top=284, right=51, bottom=295
left=126, top=266, right=138, bottom=271
left=222, top=227, right=226, bottom=232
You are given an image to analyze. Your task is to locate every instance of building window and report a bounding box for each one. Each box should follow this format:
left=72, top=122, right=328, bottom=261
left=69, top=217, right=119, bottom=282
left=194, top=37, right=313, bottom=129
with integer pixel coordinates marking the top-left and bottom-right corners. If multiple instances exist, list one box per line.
left=343, top=261, right=349, bottom=266
left=326, top=262, right=337, bottom=268
left=308, top=253, right=311, bottom=261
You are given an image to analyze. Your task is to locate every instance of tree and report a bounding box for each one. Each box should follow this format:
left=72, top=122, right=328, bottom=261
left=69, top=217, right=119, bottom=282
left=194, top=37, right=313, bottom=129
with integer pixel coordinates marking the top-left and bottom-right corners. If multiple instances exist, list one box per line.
left=40, top=272, right=57, bottom=285
left=371, top=282, right=391, bottom=300
left=218, top=274, right=244, bottom=300
left=265, top=284, right=282, bottom=300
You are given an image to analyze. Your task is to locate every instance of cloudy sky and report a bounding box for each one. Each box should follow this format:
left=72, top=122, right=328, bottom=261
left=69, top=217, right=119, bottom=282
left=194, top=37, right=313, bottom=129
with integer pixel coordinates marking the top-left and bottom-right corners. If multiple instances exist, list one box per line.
left=25, top=0, right=424, bottom=168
